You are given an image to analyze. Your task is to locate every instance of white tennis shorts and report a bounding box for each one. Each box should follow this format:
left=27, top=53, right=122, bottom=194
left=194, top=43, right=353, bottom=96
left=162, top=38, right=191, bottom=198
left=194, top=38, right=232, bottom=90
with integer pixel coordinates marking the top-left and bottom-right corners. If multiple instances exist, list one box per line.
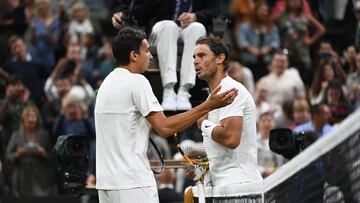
left=98, top=186, right=159, bottom=203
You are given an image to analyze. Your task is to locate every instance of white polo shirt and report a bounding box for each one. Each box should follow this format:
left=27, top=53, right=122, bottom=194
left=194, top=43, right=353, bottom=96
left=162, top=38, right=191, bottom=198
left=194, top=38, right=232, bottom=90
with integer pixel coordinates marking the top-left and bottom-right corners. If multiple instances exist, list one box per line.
left=95, top=68, right=163, bottom=190
left=204, top=76, right=263, bottom=187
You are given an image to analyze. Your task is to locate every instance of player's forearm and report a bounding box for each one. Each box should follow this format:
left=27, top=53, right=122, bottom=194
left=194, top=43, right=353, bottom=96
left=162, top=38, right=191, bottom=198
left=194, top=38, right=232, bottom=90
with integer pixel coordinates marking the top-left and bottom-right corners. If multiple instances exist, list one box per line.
left=211, top=127, right=240, bottom=149
left=155, top=101, right=213, bottom=137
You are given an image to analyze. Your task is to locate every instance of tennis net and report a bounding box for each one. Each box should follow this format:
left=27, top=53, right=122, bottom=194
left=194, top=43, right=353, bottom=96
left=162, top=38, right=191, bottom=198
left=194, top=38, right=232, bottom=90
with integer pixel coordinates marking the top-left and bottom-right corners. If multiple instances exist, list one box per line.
left=192, top=109, right=360, bottom=203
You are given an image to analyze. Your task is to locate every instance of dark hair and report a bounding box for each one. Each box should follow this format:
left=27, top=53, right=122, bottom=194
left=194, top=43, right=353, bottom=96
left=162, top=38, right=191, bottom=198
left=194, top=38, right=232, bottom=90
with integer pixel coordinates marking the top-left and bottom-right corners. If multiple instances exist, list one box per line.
left=112, top=27, right=147, bottom=66
left=196, top=36, right=230, bottom=71
left=6, top=75, right=22, bottom=86
left=322, top=79, right=349, bottom=106
left=285, top=0, right=303, bottom=15
left=310, top=103, right=326, bottom=116
left=251, top=1, right=272, bottom=29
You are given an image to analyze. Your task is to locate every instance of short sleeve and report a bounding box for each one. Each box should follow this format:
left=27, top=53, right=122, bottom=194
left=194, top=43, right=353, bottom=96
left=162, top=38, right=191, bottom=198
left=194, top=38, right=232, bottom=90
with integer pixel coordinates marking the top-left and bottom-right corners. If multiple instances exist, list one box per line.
left=219, top=91, right=246, bottom=121
left=132, top=75, right=163, bottom=117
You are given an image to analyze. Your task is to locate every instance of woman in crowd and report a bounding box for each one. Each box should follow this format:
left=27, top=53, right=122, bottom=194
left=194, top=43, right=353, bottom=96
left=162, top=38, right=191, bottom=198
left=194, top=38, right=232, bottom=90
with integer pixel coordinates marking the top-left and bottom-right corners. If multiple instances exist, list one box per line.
left=236, top=0, right=280, bottom=81
left=310, top=61, right=347, bottom=104
left=6, top=105, right=53, bottom=196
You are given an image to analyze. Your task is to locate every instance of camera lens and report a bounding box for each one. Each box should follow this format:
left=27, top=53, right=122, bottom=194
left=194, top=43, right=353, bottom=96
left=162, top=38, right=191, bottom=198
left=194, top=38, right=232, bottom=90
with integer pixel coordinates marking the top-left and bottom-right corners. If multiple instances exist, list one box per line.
left=73, top=142, right=82, bottom=151
left=277, top=133, right=289, bottom=145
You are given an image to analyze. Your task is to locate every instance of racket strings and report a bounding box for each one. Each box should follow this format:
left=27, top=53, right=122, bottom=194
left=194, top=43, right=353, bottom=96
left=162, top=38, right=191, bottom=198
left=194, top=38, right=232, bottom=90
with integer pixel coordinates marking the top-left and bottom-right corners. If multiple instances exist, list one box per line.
left=147, top=138, right=164, bottom=174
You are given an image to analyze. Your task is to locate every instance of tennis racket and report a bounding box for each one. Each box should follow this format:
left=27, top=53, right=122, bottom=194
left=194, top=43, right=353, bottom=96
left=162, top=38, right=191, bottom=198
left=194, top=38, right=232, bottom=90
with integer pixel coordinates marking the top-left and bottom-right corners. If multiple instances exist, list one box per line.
left=174, top=124, right=208, bottom=203
left=147, top=137, right=165, bottom=174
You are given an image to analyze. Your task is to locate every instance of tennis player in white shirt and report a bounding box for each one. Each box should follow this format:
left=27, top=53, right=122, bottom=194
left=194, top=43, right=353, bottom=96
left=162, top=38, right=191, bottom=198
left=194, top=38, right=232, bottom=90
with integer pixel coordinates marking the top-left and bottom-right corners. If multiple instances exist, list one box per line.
left=94, top=27, right=238, bottom=203
left=193, top=36, right=263, bottom=187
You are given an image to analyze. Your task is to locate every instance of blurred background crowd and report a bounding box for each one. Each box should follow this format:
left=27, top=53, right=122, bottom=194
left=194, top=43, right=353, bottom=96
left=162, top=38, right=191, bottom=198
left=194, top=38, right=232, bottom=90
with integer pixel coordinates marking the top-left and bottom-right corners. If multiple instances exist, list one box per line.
left=0, top=0, right=360, bottom=202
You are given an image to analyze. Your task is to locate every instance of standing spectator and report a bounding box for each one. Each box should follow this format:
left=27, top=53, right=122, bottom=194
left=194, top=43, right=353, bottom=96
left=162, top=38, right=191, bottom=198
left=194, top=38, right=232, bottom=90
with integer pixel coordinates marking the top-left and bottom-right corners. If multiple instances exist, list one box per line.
left=2, top=35, right=48, bottom=107
left=236, top=0, right=280, bottom=81
left=67, top=2, right=94, bottom=44
left=346, top=52, right=360, bottom=109
left=112, top=0, right=219, bottom=111
left=6, top=105, right=54, bottom=196
left=229, top=0, right=255, bottom=28
left=43, top=44, right=94, bottom=107
left=270, top=0, right=313, bottom=20
left=275, top=0, right=325, bottom=78
left=96, top=41, right=115, bottom=86
left=228, top=0, right=256, bottom=56
left=29, top=0, right=60, bottom=72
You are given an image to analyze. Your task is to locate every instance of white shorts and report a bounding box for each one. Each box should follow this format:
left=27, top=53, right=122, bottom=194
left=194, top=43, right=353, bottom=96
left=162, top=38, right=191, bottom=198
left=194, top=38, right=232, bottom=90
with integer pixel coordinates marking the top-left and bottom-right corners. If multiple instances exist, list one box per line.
left=98, top=186, right=159, bottom=203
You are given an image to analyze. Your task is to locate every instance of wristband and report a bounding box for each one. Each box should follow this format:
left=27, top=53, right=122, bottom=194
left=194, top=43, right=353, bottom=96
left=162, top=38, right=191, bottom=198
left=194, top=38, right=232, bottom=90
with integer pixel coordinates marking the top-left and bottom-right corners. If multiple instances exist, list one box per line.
left=201, top=119, right=217, bottom=137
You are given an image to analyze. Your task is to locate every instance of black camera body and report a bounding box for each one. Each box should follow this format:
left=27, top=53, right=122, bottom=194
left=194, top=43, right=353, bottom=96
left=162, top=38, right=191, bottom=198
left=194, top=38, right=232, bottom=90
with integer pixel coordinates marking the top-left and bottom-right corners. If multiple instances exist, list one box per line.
left=53, top=134, right=89, bottom=194
left=269, top=128, right=305, bottom=159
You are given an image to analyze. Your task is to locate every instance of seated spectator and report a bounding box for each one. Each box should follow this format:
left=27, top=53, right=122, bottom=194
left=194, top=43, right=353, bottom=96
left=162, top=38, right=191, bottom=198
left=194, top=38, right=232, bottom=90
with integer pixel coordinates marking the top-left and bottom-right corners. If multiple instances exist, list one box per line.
left=289, top=98, right=310, bottom=129
left=66, top=2, right=94, bottom=44
left=112, top=0, right=218, bottom=111
left=236, top=0, right=280, bottom=81
left=322, top=79, right=352, bottom=125
left=346, top=52, right=360, bottom=109
left=256, top=51, right=305, bottom=107
left=227, top=61, right=255, bottom=95
left=157, top=168, right=183, bottom=203
left=0, top=76, right=31, bottom=147
left=28, top=0, right=60, bottom=72
left=294, top=103, right=333, bottom=138
left=310, top=60, right=347, bottom=105
left=275, top=0, right=325, bottom=77
left=257, top=112, right=284, bottom=177
left=6, top=105, right=54, bottom=196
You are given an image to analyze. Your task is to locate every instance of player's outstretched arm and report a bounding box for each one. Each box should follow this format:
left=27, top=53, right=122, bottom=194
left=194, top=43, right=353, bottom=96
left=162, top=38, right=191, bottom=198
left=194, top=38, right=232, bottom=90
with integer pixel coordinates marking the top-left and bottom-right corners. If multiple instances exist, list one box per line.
left=146, top=86, right=238, bottom=137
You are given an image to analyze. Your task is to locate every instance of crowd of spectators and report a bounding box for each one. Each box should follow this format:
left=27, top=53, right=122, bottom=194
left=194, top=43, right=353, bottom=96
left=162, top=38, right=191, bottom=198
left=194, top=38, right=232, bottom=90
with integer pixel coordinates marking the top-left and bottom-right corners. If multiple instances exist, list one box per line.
left=0, top=0, right=360, bottom=200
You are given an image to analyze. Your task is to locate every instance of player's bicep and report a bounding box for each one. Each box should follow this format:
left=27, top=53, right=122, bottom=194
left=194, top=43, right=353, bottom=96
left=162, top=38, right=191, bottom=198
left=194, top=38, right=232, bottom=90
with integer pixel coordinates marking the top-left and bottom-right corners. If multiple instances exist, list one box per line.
left=219, top=116, right=243, bottom=146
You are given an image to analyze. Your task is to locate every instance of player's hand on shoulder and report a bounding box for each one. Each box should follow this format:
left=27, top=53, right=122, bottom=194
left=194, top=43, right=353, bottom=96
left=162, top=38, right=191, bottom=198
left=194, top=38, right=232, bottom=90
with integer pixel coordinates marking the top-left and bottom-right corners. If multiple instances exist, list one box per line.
left=206, top=86, right=238, bottom=109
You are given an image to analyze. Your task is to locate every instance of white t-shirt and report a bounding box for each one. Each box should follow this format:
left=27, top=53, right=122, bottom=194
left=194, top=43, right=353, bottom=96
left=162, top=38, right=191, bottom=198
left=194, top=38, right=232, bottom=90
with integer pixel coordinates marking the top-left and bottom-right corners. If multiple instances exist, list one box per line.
left=95, top=68, right=163, bottom=190
left=204, top=76, right=263, bottom=187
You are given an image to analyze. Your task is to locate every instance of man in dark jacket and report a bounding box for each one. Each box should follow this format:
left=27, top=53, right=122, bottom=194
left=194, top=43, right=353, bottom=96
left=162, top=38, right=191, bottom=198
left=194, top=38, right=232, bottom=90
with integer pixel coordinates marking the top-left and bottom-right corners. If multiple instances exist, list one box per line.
left=112, top=0, right=219, bottom=112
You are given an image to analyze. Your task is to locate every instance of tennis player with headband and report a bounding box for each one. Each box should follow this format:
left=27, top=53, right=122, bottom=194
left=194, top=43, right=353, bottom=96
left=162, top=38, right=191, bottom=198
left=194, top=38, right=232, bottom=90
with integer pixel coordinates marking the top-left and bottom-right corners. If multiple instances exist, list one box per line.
left=192, top=36, right=263, bottom=187
left=94, top=27, right=238, bottom=203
